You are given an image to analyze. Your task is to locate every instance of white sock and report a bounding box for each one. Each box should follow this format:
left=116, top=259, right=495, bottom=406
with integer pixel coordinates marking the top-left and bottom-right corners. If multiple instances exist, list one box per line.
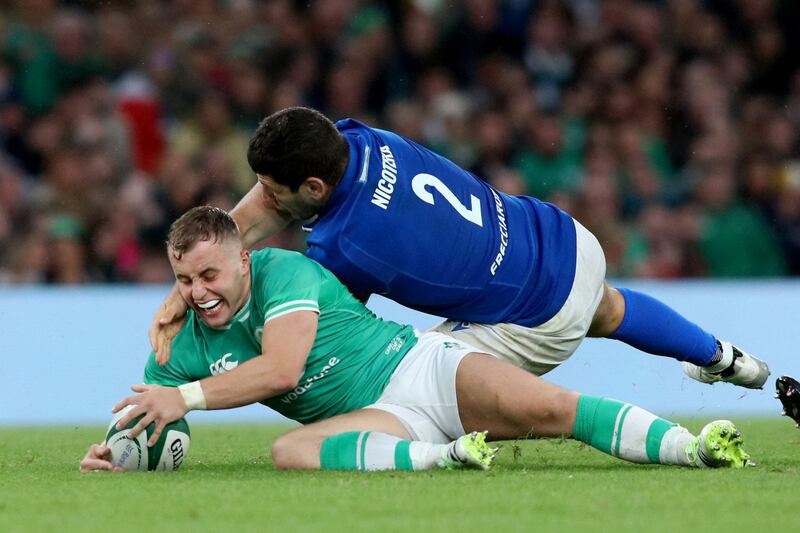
left=658, top=426, right=695, bottom=466
left=338, top=431, right=448, bottom=471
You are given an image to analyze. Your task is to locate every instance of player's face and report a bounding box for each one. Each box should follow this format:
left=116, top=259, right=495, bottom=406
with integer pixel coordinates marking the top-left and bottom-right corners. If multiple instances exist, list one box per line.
left=169, top=238, right=251, bottom=328
left=257, top=174, right=323, bottom=221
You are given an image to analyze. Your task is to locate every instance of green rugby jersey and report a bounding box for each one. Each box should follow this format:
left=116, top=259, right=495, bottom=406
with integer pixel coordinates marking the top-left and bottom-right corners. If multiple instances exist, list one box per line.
left=144, top=248, right=417, bottom=424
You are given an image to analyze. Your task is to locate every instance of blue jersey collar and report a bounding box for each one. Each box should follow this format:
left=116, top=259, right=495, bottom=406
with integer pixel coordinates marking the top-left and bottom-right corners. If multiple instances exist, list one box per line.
left=304, top=133, right=361, bottom=230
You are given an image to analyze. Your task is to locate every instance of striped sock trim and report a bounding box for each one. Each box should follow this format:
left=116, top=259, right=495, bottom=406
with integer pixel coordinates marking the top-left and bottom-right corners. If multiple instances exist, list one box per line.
left=646, top=419, right=676, bottom=463
left=574, top=395, right=681, bottom=464
left=612, top=403, right=634, bottom=457
left=572, top=394, right=600, bottom=444
left=573, top=395, right=627, bottom=454
left=394, top=440, right=413, bottom=471
left=320, top=432, right=361, bottom=470
left=357, top=431, right=370, bottom=471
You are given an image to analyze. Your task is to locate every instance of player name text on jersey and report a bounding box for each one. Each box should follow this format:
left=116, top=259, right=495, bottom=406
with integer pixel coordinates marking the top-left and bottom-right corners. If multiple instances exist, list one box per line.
left=371, top=145, right=398, bottom=210
left=490, top=189, right=509, bottom=275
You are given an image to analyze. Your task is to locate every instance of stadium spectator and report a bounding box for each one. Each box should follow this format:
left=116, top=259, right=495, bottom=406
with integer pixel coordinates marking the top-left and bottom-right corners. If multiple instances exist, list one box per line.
left=0, top=0, right=799, bottom=283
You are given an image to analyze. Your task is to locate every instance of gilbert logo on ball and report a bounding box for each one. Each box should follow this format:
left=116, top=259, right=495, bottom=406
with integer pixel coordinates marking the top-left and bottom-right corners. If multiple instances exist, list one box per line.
left=105, top=405, right=191, bottom=471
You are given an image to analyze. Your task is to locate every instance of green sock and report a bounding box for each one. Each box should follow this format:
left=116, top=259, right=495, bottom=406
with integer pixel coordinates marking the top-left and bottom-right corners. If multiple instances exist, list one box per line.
left=572, top=395, right=693, bottom=465
left=320, top=432, right=447, bottom=471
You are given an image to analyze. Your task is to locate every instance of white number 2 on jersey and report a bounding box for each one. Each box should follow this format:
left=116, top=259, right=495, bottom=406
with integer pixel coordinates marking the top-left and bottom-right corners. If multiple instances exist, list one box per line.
left=411, top=173, right=483, bottom=227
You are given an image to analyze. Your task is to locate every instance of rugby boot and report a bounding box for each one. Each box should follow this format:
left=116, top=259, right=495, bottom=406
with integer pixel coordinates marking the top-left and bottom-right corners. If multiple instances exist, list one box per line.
left=685, top=420, right=753, bottom=468
left=439, top=431, right=498, bottom=470
left=775, top=375, right=800, bottom=428
left=682, top=340, right=770, bottom=389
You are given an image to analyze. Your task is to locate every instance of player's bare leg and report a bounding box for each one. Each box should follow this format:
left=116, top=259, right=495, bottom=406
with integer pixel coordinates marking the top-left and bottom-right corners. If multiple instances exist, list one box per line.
left=271, top=408, right=410, bottom=469
left=456, top=353, right=579, bottom=439
left=271, top=408, right=495, bottom=471
left=454, top=353, right=751, bottom=468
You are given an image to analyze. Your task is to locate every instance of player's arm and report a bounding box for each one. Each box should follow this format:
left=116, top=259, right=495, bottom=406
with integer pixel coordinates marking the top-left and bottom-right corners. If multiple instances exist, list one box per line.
left=114, top=310, right=318, bottom=446
left=231, top=182, right=293, bottom=249
left=198, top=310, right=317, bottom=408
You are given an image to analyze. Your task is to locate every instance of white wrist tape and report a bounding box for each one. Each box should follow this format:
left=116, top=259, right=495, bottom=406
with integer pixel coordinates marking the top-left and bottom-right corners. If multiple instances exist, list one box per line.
left=178, top=381, right=207, bottom=410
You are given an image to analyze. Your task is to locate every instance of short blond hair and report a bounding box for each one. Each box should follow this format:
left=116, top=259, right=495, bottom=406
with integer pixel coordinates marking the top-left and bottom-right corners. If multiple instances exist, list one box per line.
left=167, top=206, right=240, bottom=258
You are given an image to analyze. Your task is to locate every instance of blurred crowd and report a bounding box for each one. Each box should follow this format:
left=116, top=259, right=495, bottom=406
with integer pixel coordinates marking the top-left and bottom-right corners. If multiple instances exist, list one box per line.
left=1, top=0, right=799, bottom=284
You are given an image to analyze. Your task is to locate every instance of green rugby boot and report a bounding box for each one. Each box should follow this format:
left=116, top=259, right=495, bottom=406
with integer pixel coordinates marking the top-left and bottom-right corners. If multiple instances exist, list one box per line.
left=685, top=420, right=753, bottom=468
left=440, top=431, right=498, bottom=470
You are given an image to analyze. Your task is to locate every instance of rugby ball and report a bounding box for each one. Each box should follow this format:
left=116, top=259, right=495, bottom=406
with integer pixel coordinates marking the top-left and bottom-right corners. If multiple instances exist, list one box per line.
left=105, top=405, right=190, bottom=471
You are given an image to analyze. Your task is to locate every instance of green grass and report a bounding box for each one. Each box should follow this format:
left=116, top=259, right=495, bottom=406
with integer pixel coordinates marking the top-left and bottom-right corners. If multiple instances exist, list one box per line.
left=1, top=418, right=798, bottom=532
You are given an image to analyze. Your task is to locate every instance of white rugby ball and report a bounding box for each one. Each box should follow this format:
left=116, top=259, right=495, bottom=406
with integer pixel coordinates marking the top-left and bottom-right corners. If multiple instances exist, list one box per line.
left=104, top=405, right=190, bottom=471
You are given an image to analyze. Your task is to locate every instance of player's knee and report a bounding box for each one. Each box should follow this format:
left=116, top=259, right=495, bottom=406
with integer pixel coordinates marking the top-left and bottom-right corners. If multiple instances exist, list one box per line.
left=589, top=284, right=625, bottom=337
left=523, top=390, right=579, bottom=437
left=271, top=433, right=300, bottom=470
left=271, top=431, right=322, bottom=470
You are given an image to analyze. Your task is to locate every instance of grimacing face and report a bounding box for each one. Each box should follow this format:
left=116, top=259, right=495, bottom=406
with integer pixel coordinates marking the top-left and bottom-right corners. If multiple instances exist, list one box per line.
left=169, top=238, right=251, bottom=328
left=256, top=173, right=323, bottom=221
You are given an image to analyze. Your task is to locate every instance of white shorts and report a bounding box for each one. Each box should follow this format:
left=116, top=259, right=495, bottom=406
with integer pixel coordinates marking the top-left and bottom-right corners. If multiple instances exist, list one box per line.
left=366, top=331, right=480, bottom=444
left=431, top=219, right=606, bottom=376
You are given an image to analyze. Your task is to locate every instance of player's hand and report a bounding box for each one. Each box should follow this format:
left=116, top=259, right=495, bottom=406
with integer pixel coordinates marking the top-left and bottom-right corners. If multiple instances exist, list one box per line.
left=79, top=443, right=125, bottom=472
left=112, top=385, right=188, bottom=447
left=148, top=287, right=187, bottom=365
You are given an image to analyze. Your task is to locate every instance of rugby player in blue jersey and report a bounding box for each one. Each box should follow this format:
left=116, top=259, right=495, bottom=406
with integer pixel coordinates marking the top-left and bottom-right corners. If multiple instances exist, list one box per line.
left=149, top=107, right=769, bottom=390
left=82, top=206, right=751, bottom=473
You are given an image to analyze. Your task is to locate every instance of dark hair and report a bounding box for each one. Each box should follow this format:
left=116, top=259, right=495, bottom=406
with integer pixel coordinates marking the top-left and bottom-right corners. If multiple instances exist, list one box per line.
left=167, top=206, right=240, bottom=258
left=247, top=107, right=349, bottom=191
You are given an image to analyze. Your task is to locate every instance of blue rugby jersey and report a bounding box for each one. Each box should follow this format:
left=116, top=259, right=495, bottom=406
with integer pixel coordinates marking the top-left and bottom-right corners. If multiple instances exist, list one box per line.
left=302, top=119, right=577, bottom=327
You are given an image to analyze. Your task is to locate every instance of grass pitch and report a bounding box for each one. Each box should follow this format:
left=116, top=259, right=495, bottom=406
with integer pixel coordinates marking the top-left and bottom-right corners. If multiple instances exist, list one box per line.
left=1, top=418, right=797, bottom=533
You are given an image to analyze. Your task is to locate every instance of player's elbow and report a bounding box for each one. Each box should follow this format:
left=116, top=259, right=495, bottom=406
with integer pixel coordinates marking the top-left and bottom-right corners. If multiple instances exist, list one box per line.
left=270, top=372, right=301, bottom=396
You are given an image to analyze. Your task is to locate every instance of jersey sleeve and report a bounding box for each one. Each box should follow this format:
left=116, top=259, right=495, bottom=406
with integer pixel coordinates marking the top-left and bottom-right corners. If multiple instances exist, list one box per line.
left=256, top=253, right=324, bottom=325
left=143, top=351, right=194, bottom=386
left=142, top=326, right=204, bottom=386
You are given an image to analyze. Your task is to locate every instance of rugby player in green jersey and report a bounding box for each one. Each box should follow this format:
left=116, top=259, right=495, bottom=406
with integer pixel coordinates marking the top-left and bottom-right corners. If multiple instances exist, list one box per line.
left=81, top=207, right=752, bottom=473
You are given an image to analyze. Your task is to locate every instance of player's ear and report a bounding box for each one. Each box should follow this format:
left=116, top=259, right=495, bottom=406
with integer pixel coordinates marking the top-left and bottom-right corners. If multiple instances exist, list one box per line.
left=240, top=249, right=250, bottom=274
left=302, top=177, right=328, bottom=200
